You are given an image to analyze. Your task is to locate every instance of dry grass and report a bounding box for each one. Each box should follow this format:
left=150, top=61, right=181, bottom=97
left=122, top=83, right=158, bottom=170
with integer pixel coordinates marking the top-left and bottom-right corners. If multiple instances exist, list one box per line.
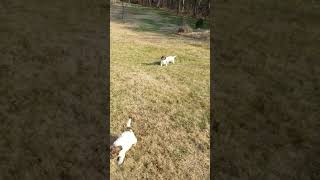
left=110, top=3, right=210, bottom=179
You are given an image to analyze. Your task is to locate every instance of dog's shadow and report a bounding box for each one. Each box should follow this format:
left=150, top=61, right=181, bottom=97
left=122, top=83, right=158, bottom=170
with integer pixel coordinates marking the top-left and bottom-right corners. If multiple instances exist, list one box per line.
left=141, top=61, right=160, bottom=66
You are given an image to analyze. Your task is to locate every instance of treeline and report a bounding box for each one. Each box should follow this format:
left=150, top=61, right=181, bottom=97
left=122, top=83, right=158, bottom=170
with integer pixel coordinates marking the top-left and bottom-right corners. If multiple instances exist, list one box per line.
left=118, top=0, right=210, bottom=18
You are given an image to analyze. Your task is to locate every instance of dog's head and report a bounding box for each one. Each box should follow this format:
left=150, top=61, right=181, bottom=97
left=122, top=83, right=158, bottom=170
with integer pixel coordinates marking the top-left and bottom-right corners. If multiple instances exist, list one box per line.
left=161, top=56, right=166, bottom=60
left=110, top=145, right=122, bottom=159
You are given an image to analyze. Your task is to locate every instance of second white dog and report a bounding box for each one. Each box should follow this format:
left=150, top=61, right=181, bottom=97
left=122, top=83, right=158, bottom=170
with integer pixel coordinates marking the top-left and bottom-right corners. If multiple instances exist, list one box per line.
left=160, top=55, right=176, bottom=66
left=166, top=55, right=176, bottom=64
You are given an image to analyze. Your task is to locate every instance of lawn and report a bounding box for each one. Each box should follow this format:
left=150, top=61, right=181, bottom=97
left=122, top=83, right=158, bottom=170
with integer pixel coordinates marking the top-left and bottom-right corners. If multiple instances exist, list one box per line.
left=110, top=3, right=210, bottom=179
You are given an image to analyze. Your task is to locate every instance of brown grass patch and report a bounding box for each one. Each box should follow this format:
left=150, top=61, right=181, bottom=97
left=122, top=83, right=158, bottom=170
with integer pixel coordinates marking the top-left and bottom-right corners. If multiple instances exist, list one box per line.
left=110, top=3, right=210, bottom=179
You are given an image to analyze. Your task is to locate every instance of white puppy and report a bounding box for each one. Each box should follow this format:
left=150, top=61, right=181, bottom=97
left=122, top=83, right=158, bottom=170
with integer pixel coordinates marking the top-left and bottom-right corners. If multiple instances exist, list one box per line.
left=166, top=55, right=176, bottom=64
left=160, top=56, right=169, bottom=66
left=110, top=118, right=137, bottom=165
left=160, top=55, right=176, bottom=66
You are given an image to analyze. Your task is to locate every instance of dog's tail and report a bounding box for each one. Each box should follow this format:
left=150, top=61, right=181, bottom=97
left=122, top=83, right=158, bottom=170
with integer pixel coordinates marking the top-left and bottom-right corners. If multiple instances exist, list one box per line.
left=126, top=117, right=133, bottom=131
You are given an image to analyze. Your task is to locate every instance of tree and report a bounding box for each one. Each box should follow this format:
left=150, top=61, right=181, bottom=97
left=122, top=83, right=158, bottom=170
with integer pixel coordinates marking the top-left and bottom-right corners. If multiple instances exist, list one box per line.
left=127, top=0, right=209, bottom=19
left=156, top=0, right=161, bottom=8
left=122, top=0, right=125, bottom=21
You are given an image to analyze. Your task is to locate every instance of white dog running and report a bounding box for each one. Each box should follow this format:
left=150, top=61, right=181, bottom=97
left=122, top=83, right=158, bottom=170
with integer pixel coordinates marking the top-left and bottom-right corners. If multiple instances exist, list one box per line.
left=160, top=55, right=176, bottom=66
left=110, top=118, right=137, bottom=165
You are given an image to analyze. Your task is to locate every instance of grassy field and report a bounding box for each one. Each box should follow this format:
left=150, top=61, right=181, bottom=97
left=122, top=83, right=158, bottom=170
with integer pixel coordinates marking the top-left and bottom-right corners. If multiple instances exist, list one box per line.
left=110, top=3, right=210, bottom=179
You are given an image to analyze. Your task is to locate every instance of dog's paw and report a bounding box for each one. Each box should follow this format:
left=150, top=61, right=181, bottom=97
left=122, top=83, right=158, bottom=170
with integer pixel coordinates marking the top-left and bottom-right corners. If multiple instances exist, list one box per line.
left=117, top=156, right=125, bottom=165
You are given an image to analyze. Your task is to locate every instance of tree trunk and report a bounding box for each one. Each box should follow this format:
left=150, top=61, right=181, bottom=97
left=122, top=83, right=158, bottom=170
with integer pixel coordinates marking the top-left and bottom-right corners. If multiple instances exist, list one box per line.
left=157, top=0, right=161, bottom=8
left=181, top=0, right=185, bottom=13
left=177, top=0, right=181, bottom=14
left=193, top=0, right=197, bottom=17
left=122, top=1, right=125, bottom=21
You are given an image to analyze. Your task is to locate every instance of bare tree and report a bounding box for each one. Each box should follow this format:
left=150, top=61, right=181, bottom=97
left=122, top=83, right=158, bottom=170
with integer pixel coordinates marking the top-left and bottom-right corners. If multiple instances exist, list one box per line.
left=182, top=0, right=185, bottom=13
left=122, top=0, right=125, bottom=21
left=156, top=0, right=161, bottom=8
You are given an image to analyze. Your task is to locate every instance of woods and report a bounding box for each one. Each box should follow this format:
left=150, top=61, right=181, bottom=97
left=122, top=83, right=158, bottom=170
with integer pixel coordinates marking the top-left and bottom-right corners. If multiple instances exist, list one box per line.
left=115, top=0, right=210, bottom=18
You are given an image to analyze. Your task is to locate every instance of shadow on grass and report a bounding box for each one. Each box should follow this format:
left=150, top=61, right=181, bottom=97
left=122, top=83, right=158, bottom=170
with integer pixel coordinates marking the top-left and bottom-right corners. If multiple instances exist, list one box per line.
left=141, top=61, right=160, bottom=66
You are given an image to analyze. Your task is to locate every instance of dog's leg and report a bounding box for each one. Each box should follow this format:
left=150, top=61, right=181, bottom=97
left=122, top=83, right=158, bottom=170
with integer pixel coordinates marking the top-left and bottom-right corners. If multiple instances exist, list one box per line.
left=133, top=138, right=137, bottom=146
left=117, top=151, right=126, bottom=165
